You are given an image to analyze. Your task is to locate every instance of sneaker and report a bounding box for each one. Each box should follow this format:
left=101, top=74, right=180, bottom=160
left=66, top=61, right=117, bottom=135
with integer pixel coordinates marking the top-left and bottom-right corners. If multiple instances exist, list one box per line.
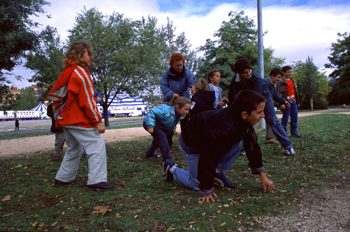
left=285, top=147, right=296, bottom=156
left=291, top=133, right=302, bottom=138
left=163, top=159, right=176, bottom=181
left=264, top=138, right=279, bottom=144
left=213, top=172, right=236, bottom=188
left=145, top=153, right=161, bottom=159
left=87, top=182, right=114, bottom=191
left=52, top=179, right=75, bottom=187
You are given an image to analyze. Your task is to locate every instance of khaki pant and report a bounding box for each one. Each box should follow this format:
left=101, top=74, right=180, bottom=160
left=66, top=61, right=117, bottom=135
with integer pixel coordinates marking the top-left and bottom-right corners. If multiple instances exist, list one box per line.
left=55, top=128, right=108, bottom=185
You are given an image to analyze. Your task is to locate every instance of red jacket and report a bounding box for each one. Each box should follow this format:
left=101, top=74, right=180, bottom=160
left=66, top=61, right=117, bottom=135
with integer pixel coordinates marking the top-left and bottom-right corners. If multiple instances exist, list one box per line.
left=55, top=66, right=101, bottom=129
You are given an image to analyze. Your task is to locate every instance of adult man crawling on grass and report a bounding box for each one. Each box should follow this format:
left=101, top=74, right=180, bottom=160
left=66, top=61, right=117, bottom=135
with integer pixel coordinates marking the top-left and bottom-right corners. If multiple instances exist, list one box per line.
left=163, top=90, right=276, bottom=203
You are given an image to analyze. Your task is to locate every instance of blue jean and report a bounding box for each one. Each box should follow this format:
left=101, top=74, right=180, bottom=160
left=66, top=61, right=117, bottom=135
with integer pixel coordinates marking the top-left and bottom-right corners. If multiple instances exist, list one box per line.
left=173, top=141, right=243, bottom=191
left=264, top=98, right=293, bottom=150
left=281, top=101, right=298, bottom=135
left=143, top=122, right=171, bottom=161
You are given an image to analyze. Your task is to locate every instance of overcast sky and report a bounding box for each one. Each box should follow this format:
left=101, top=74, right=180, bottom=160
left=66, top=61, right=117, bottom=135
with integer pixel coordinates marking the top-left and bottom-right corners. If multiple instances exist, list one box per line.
left=8, top=0, right=350, bottom=88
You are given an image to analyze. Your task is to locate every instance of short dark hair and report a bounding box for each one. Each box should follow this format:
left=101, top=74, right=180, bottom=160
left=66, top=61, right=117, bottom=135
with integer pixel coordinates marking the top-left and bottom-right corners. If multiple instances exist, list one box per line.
left=207, top=69, right=220, bottom=83
left=234, top=90, right=265, bottom=115
left=282, top=66, right=292, bottom=73
left=269, top=68, right=284, bottom=77
left=232, top=58, right=252, bottom=74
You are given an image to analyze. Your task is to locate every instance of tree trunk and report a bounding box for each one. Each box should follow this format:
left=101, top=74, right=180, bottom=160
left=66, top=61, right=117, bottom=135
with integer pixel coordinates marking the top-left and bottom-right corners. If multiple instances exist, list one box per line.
left=103, top=105, right=110, bottom=127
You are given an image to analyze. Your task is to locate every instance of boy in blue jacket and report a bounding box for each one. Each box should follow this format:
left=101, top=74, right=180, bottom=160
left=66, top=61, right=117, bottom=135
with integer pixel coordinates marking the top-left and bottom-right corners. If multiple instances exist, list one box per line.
left=228, top=59, right=296, bottom=156
left=163, top=90, right=275, bottom=203
left=263, top=68, right=290, bottom=144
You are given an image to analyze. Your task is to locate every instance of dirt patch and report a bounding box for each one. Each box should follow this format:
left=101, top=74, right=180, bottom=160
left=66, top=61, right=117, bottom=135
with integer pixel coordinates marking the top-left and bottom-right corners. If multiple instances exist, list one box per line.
left=0, top=127, right=150, bottom=158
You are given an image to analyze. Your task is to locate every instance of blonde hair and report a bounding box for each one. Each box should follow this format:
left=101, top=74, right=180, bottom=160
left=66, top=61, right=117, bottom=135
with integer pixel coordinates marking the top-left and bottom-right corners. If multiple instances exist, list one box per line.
left=64, top=41, right=92, bottom=67
left=193, top=78, right=211, bottom=92
left=152, top=96, right=190, bottom=108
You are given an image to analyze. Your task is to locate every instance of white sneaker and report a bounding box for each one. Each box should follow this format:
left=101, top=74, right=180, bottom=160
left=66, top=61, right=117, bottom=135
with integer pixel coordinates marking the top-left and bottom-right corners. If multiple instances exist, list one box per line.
left=285, top=147, right=296, bottom=156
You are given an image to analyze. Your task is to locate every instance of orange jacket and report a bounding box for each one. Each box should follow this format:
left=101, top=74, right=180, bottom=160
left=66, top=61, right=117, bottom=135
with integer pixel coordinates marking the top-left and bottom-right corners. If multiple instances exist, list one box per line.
left=56, top=66, right=101, bottom=129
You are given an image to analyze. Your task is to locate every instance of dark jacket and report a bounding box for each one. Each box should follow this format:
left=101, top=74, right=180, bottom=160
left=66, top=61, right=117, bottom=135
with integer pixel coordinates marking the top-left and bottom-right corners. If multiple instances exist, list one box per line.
left=180, top=104, right=265, bottom=191
left=263, top=77, right=286, bottom=105
left=189, top=91, right=216, bottom=115
left=180, top=91, right=216, bottom=144
left=47, top=103, right=63, bottom=133
left=276, top=78, right=300, bottom=105
left=228, top=70, right=271, bottom=103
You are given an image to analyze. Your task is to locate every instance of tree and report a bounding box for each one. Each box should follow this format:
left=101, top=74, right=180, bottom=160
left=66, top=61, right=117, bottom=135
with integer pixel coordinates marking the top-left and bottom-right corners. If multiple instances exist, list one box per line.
left=292, top=58, right=331, bottom=110
left=14, top=86, right=37, bottom=110
left=24, top=26, right=65, bottom=97
left=68, top=8, right=168, bottom=126
left=0, top=77, right=16, bottom=110
left=0, top=0, right=50, bottom=72
left=325, top=32, right=350, bottom=105
left=197, top=11, right=284, bottom=96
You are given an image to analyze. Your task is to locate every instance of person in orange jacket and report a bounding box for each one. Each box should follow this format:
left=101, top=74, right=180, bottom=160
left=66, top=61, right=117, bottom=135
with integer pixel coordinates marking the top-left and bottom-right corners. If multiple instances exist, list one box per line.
left=47, top=41, right=113, bottom=191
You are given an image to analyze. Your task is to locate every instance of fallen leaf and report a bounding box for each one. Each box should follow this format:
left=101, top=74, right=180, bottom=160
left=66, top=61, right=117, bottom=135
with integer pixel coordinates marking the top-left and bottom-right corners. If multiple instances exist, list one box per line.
left=1, top=195, right=11, bottom=201
left=91, top=205, right=112, bottom=215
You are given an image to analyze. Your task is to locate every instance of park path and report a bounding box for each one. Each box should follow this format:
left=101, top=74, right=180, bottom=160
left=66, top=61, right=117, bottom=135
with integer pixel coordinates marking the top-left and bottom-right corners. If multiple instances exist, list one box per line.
left=0, top=108, right=349, bottom=158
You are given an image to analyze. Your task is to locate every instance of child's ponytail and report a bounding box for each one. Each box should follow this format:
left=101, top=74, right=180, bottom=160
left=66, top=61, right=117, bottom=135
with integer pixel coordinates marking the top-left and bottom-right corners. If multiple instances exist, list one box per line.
left=168, top=96, right=190, bottom=108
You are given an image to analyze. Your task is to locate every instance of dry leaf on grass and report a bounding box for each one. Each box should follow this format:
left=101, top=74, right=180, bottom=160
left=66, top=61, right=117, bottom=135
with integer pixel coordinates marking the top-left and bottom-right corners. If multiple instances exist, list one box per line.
left=1, top=195, right=11, bottom=201
left=91, top=205, right=112, bottom=215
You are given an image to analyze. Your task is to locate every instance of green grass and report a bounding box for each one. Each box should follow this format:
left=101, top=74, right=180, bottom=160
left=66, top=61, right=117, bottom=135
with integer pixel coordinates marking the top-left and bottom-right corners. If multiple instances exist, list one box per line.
left=0, top=131, right=52, bottom=140
left=0, top=114, right=349, bottom=231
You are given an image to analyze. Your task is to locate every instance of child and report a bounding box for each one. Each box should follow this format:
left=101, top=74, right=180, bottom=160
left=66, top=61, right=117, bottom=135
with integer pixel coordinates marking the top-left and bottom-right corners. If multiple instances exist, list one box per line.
left=163, top=90, right=276, bottom=203
left=227, top=58, right=296, bottom=156
left=47, top=41, right=113, bottom=191
left=143, top=96, right=191, bottom=160
left=207, top=70, right=229, bottom=109
left=277, top=66, right=301, bottom=138
left=263, top=68, right=291, bottom=144
left=47, top=102, right=66, bottom=161
left=188, top=78, right=216, bottom=115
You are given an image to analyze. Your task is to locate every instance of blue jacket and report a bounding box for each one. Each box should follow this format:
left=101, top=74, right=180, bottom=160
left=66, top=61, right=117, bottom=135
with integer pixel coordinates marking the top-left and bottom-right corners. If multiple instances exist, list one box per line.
left=263, top=77, right=286, bottom=105
left=160, top=66, right=196, bottom=102
left=143, top=104, right=184, bottom=134
left=228, top=70, right=271, bottom=103
left=209, top=83, right=224, bottom=109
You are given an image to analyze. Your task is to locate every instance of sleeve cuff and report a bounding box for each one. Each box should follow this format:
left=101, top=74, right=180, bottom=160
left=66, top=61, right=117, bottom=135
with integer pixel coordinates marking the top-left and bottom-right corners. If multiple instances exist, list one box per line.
left=199, top=189, right=214, bottom=197
left=252, top=166, right=265, bottom=174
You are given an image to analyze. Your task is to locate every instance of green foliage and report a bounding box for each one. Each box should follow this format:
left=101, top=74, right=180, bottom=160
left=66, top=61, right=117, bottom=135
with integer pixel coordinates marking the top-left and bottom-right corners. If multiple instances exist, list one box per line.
left=325, top=32, right=350, bottom=105
left=67, top=8, right=198, bottom=126
left=0, top=114, right=349, bottom=231
left=292, top=58, right=331, bottom=110
left=0, top=76, right=16, bottom=110
left=0, top=0, right=50, bottom=72
left=14, top=87, right=38, bottom=110
left=197, top=11, right=284, bottom=96
left=24, top=26, right=65, bottom=98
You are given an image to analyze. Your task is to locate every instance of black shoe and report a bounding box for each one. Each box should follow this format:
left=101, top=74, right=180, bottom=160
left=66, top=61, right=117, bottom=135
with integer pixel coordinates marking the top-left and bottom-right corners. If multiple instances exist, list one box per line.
left=52, top=179, right=75, bottom=187
left=87, top=182, right=114, bottom=191
left=145, top=153, right=161, bottom=159
left=291, top=133, right=302, bottom=138
left=163, top=159, right=176, bottom=181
